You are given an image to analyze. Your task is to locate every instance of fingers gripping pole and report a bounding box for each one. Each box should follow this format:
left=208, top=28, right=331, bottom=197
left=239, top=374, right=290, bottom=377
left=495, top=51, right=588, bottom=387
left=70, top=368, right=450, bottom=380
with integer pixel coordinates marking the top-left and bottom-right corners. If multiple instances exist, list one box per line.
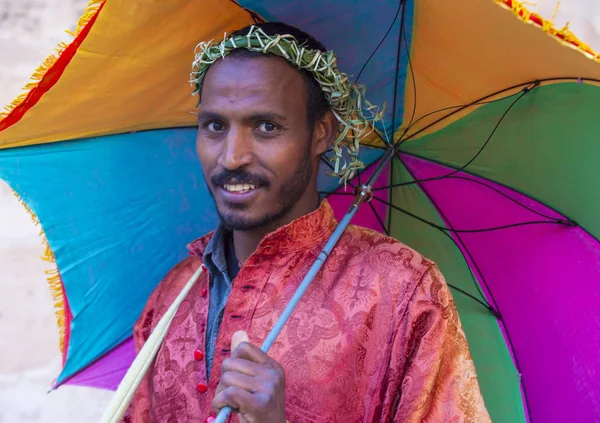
left=98, top=265, right=205, bottom=423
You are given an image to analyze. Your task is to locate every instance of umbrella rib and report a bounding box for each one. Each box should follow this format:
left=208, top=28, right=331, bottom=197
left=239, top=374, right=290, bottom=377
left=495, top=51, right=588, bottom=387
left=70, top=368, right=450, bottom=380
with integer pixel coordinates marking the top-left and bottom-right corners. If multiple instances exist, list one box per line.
left=399, top=150, right=584, bottom=230
left=400, top=89, right=526, bottom=138
left=394, top=12, right=418, bottom=144
left=371, top=196, right=571, bottom=233
left=377, top=85, right=535, bottom=191
left=400, top=158, right=496, bottom=308
left=398, top=80, right=538, bottom=144
left=398, top=76, right=600, bottom=144
left=371, top=196, right=495, bottom=312
left=386, top=3, right=406, bottom=233
left=402, top=210, right=493, bottom=311
left=367, top=200, right=390, bottom=236
left=390, top=0, right=407, bottom=139
left=321, top=190, right=492, bottom=310
left=354, top=0, right=404, bottom=84
left=445, top=284, right=494, bottom=313
left=384, top=169, right=568, bottom=222
left=227, top=0, right=265, bottom=23
left=442, top=175, right=562, bottom=221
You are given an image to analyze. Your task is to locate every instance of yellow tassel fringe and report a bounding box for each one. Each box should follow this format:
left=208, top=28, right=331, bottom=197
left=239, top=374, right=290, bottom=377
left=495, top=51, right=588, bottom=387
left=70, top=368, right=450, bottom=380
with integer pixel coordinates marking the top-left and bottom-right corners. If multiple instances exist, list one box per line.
left=495, top=0, right=600, bottom=63
left=12, top=189, right=67, bottom=355
left=0, top=0, right=105, bottom=122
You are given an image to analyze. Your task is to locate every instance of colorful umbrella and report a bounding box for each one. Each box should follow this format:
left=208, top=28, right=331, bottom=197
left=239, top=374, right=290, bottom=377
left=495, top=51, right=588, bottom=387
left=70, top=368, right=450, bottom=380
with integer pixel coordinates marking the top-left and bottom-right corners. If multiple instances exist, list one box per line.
left=1, top=1, right=599, bottom=422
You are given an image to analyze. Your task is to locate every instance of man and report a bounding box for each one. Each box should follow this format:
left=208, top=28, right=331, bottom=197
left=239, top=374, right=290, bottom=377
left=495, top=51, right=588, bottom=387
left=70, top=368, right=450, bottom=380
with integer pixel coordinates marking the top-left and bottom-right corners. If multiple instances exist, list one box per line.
left=125, top=22, right=491, bottom=423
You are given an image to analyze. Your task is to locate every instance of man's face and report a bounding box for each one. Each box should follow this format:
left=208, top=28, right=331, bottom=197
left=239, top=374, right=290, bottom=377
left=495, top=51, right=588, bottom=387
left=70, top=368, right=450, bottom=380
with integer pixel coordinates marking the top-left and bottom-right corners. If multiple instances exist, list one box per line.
left=196, top=55, right=322, bottom=231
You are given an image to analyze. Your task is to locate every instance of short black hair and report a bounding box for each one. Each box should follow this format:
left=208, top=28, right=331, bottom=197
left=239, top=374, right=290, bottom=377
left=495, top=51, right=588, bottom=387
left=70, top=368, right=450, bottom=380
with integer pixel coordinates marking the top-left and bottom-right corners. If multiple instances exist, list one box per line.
left=227, top=22, right=330, bottom=132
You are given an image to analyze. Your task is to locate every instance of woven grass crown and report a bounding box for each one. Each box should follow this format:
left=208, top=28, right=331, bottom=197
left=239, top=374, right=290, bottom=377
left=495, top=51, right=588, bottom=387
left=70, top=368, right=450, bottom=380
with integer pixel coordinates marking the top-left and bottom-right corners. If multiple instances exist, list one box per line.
left=191, top=26, right=386, bottom=183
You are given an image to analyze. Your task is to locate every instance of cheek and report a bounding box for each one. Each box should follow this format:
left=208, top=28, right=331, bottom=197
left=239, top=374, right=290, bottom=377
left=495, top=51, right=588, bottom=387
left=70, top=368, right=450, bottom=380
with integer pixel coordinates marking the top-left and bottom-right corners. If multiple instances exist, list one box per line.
left=256, top=148, right=294, bottom=182
left=196, top=135, right=217, bottom=169
left=259, top=137, right=309, bottom=172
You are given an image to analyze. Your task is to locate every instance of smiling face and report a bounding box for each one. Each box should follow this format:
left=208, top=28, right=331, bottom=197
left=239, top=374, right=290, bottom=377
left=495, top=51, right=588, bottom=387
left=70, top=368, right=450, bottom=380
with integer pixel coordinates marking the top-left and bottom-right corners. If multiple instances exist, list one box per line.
left=196, top=55, right=334, bottom=232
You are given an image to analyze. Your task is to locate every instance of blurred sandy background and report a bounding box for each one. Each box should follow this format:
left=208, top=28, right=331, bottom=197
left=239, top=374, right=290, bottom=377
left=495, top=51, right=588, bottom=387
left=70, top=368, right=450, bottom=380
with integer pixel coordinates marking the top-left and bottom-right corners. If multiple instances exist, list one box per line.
left=0, top=1, right=598, bottom=423
left=0, top=1, right=111, bottom=422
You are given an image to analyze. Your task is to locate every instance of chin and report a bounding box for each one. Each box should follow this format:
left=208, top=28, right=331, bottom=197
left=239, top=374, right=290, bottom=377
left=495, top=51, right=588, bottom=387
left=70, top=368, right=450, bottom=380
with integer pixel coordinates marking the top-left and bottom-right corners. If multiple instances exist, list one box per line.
left=219, top=203, right=294, bottom=232
left=218, top=209, right=265, bottom=231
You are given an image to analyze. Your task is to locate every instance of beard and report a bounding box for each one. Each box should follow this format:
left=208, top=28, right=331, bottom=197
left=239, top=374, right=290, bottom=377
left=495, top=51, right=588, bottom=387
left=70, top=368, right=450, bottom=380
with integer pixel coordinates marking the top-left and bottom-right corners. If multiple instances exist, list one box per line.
left=208, top=145, right=314, bottom=232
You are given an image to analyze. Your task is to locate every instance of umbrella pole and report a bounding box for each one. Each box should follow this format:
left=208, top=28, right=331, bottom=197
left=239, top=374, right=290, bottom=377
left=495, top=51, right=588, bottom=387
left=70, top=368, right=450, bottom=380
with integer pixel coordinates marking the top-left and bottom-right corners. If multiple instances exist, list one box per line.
left=215, top=147, right=394, bottom=423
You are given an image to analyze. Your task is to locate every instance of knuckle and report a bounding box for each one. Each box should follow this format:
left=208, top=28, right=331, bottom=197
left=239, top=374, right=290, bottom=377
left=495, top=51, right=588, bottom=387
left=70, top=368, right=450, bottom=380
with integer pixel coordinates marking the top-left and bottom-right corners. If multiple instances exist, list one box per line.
left=254, top=391, right=269, bottom=406
left=221, top=386, right=236, bottom=403
left=267, top=366, right=282, bottom=382
left=262, top=379, right=277, bottom=395
left=222, top=357, right=233, bottom=369
left=268, top=359, right=284, bottom=374
left=220, top=371, right=234, bottom=385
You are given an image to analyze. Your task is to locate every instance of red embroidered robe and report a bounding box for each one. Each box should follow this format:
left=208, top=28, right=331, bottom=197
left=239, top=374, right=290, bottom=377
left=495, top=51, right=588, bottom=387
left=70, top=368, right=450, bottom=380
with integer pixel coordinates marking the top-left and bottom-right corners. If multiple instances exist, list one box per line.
left=125, top=200, right=491, bottom=423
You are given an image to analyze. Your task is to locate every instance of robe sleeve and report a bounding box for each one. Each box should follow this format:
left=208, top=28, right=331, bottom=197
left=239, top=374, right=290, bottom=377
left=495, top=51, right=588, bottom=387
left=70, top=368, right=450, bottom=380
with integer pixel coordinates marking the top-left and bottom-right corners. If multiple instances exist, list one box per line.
left=391, top=264, right=492, bottom=423
left=120, top=256, right=202, bottom=422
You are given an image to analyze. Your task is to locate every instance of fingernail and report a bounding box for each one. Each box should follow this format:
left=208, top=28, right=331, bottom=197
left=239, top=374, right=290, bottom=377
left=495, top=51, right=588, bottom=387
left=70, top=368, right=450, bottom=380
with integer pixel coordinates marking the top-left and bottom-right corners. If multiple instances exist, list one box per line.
left=206, top=417, right=215, bottom=423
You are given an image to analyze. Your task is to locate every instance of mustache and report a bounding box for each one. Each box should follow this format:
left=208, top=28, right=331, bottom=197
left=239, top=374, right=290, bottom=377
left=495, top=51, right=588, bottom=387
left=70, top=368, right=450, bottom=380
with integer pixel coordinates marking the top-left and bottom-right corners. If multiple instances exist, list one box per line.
left=211, top=168, right=271, bottom=188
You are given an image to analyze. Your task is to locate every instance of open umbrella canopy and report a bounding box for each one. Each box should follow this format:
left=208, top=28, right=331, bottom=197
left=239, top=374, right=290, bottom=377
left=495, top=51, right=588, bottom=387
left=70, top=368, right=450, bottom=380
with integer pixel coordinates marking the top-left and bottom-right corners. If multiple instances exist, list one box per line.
left=1, top=1, right=599, bottom=422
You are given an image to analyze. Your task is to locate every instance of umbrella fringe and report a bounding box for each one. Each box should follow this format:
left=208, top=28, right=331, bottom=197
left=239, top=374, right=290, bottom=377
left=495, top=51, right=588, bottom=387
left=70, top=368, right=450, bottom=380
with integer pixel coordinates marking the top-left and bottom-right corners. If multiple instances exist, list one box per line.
left=0, top=0, right=105, bottom=121
left=11, top=190, right=67, bottom=357
left=495, top=0, right=600, bottom=63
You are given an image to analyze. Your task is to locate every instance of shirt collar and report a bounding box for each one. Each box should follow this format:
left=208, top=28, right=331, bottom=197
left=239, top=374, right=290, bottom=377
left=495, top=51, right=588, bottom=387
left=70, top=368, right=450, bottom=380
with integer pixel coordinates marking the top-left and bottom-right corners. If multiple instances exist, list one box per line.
left=187, top=199, right=338, bottom=260
left=201, top=223, right=230, bottom=274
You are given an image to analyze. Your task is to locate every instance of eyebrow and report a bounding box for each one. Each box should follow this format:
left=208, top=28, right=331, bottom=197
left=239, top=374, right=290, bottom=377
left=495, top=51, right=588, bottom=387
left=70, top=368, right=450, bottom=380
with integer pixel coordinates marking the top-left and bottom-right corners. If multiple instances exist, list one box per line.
left=197, top=111, right=223, bottom=122
left=247, top=112, right=288, bottom=122
left=197, top=111, right=288, bottom=123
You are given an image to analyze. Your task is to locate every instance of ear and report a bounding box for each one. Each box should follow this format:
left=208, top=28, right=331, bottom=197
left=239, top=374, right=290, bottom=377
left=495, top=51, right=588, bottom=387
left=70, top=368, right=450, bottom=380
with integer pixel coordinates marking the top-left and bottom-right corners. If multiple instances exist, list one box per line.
left=311, top=111, right=338, bottom=157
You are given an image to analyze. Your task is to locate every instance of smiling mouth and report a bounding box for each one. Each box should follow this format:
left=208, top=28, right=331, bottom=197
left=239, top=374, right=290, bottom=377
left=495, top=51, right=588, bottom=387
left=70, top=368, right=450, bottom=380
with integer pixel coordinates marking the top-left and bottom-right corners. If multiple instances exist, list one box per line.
left=223, top=183, right=258, bottom=194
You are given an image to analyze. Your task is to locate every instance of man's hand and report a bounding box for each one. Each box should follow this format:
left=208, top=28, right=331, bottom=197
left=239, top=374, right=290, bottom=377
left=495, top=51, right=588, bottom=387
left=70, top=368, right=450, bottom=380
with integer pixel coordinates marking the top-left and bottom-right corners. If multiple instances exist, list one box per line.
left=212, top=331, right=286, bottom=423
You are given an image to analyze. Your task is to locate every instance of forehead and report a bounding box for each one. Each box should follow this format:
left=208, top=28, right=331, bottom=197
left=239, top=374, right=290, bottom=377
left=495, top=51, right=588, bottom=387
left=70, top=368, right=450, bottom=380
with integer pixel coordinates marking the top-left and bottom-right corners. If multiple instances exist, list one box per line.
left=200, top=55, right=307, bottom=116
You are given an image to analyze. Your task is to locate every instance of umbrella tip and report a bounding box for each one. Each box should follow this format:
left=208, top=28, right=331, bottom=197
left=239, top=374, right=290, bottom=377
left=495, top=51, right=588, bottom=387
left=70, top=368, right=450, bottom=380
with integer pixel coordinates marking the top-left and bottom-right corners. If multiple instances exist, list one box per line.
left=47, top=380, right=59, bottom=394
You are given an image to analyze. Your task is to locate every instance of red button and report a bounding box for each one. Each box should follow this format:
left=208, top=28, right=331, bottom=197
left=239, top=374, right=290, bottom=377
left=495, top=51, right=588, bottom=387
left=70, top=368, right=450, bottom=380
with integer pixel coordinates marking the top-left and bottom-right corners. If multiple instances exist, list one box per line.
left=194, top=350, right=204, bottom=360
left=201, top=288, right=208, bottom=298
left=196, top=383, right=208, bottom=393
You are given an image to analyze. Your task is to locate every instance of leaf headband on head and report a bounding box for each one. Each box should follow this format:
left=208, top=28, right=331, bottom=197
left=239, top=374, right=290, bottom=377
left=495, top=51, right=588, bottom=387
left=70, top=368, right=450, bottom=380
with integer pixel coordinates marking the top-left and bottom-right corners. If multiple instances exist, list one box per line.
left=191, top=25, right=386, bottom=184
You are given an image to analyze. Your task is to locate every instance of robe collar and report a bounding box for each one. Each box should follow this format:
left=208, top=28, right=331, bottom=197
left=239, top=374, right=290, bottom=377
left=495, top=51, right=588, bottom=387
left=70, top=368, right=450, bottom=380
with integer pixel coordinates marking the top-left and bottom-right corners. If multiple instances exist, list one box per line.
left=186, top=199, right=338, bottom=260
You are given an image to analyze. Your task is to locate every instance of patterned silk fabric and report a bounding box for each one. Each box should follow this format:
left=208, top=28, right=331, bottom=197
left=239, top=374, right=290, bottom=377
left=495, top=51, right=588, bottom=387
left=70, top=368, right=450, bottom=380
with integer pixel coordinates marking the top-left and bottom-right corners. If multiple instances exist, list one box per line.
left=124, top=200, right=491, bottom=423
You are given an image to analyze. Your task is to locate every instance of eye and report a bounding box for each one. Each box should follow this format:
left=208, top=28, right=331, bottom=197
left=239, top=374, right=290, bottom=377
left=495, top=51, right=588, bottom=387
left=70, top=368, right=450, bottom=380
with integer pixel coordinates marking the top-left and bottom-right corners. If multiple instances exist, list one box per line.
left=206, top=121, right=225, bottom=132
left=257, top=122, right=277, bottom=132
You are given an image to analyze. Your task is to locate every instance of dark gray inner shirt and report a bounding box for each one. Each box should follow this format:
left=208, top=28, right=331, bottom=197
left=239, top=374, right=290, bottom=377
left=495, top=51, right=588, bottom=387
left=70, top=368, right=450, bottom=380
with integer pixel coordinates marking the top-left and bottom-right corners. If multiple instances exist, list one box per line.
left=202, top=224, right=240, bottom=378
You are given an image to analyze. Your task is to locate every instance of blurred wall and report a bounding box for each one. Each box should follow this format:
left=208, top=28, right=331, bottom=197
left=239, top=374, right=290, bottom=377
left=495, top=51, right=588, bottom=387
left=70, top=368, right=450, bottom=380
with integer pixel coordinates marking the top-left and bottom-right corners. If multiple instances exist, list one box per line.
left=0, top=1, right=112, bottom=422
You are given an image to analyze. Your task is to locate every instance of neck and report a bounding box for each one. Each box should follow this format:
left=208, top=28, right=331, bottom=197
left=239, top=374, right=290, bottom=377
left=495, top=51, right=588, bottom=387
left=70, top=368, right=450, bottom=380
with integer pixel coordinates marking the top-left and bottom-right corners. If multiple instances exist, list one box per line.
left=232, top=189, right=321, bottom=263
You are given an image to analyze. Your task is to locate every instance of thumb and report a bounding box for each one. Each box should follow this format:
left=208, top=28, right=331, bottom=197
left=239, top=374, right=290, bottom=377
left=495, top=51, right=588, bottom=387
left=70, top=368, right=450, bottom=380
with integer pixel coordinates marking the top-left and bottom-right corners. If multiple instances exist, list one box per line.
left=231, top=330, right=250, bottom=352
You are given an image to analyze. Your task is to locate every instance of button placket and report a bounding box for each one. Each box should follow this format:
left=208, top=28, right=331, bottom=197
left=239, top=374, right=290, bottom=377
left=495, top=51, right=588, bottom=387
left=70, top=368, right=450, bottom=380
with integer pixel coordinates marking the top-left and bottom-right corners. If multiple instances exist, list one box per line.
left=195, top=264, right=210, bottom=399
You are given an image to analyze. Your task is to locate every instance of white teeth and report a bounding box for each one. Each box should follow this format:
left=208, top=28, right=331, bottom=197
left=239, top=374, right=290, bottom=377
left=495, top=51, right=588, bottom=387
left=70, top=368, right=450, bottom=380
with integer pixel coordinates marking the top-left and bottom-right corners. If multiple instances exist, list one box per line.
left=224, top=184, right=257, bottom=192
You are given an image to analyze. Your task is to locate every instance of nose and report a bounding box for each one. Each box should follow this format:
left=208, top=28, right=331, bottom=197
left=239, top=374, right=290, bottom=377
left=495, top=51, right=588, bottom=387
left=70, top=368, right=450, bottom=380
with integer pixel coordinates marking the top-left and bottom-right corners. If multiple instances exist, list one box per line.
left=218, top=126, right=253, bottom=170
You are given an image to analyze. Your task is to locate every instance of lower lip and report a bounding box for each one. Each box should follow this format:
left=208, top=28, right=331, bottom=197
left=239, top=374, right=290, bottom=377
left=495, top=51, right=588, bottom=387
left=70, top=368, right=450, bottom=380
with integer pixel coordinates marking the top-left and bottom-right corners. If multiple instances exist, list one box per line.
left=218, top=186, right=262, bottom=204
